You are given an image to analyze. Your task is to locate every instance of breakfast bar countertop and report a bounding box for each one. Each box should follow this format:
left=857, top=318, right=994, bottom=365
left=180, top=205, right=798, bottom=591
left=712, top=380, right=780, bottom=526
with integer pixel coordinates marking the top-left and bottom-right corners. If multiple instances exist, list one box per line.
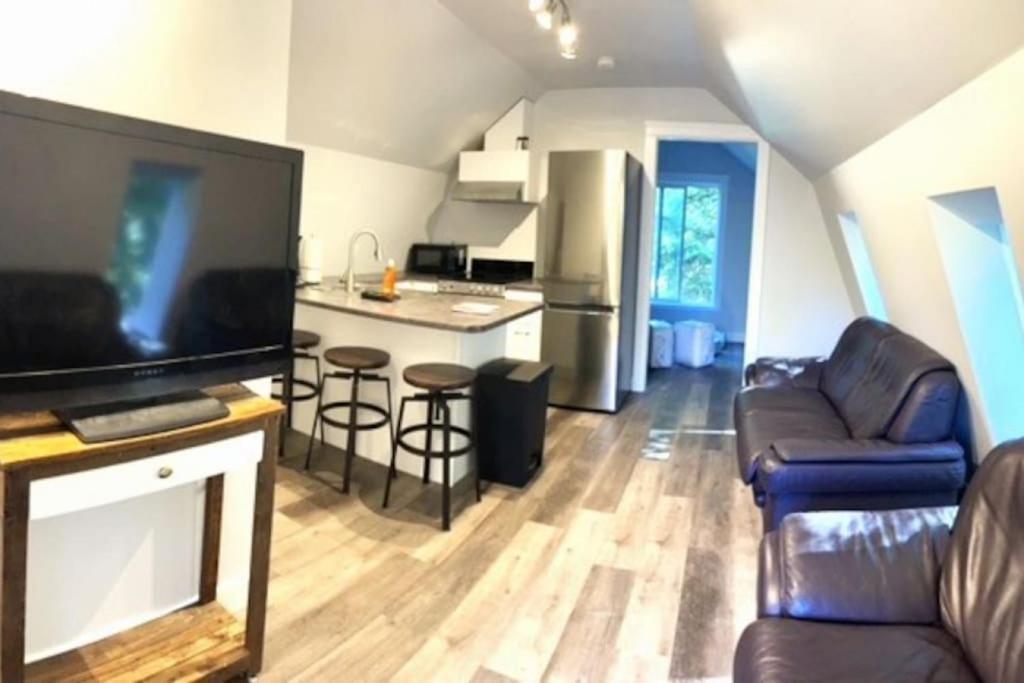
left=295, top=286, right=544, bottom=333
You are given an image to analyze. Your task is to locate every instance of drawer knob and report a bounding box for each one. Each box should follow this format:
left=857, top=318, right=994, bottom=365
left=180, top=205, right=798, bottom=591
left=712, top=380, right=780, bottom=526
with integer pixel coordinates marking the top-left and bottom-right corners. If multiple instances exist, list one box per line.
left=158, top=466, right=174, bottom=479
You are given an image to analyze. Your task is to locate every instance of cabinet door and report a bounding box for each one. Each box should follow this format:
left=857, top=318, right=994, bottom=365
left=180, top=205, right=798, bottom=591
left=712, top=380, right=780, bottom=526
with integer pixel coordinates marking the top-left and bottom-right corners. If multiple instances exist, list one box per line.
left=506, top=311, right=542, bottom=361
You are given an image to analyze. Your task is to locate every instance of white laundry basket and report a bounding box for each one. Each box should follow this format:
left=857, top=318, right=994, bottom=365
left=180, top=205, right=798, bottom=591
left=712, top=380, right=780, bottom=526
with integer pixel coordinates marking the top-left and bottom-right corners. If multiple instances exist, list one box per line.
left=713, top=330, right=727, bottom=353
left=673, top=321, right=717, bottom=368
left=649, top=320, right=674, bottom=368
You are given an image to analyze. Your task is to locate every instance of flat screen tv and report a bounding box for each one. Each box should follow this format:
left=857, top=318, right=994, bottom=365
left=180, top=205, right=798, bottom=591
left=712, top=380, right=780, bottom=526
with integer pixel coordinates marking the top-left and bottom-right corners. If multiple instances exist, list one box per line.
left=0, top=90, right=303, bottom=413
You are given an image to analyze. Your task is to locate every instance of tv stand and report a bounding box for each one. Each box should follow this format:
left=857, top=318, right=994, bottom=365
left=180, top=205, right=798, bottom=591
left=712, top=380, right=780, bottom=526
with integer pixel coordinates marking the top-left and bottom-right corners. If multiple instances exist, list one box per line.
left=56, top=390, right=230, bottom=443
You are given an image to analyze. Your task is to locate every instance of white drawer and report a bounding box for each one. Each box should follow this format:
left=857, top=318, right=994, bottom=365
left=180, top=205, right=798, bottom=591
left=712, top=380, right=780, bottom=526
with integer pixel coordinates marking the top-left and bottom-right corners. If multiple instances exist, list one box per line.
left=30, top=431, right=264, bottom=521
left=504, top=288, right=543, bottom=303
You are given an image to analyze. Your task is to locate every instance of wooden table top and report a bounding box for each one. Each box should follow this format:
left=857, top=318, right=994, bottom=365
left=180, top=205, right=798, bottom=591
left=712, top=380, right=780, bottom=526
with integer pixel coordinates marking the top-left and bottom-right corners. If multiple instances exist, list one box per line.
left=0, top=385, right=282, bottom=472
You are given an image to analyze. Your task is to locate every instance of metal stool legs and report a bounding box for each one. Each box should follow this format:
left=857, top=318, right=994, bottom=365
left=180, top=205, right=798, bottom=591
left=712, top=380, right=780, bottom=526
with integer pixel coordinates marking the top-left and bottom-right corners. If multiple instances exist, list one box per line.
left=383, top=391, right=475, bottom=531
left=342, top=371, right=361, bottom=494
left=305, top=370, right=395, bottom=494
left=273, top=351, right=321, bottom=453
left=382, top=396, right=408, bottom=509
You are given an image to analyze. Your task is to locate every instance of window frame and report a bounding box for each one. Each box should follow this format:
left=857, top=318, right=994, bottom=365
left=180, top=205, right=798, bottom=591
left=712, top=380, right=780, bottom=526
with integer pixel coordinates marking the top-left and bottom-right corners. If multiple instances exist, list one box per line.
left=651, top=173, right=729, bottom=310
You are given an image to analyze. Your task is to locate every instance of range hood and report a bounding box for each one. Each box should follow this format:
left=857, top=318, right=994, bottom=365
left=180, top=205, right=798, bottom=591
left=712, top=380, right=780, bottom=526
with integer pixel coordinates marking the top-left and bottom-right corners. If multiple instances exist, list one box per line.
left=451, top=179, right=527, bottom=203
left=452, top=149, right=533, bottom=204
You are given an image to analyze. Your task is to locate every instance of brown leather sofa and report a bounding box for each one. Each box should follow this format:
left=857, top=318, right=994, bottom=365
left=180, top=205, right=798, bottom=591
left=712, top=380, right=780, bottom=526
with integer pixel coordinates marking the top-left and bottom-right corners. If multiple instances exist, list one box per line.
left=736, top=317, right=967, bottom=531
left=734, top=439, right=1024, bottom=682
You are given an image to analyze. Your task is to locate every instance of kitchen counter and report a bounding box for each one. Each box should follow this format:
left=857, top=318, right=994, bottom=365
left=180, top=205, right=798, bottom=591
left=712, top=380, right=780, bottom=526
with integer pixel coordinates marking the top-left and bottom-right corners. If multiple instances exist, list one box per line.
left=291, top=284, right=543, bottom=485
left=296, top=287, right=543, bottom=332
left=399, top=273, right=544, bottom=292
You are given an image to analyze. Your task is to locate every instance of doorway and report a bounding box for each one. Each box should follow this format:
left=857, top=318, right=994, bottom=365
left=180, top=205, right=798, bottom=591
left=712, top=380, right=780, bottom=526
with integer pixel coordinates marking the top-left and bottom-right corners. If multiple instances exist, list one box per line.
left=632, top=124, right=770, bottom=392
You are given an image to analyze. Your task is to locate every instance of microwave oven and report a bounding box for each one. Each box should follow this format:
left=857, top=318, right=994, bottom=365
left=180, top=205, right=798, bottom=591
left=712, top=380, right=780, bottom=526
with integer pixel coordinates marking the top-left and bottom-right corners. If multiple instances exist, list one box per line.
left=406, top=243, right=468, bottom=277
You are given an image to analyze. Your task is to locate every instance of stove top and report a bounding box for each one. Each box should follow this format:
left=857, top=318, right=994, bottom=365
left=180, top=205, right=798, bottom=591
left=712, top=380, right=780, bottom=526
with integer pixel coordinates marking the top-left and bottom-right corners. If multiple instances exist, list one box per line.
left=438, top=258, right=534, bottom=298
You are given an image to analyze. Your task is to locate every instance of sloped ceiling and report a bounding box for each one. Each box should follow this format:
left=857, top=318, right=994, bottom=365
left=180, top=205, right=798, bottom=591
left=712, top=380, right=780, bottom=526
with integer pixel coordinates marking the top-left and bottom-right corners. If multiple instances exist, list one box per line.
left=287, top=0, right=542, bottom=170
left=689, top=0, right=1024, bottom=177
left=435, top=0, right=705, bottom=89
left=290, top=1, right=1024, bottom=178
left=439, top=0, right=1024, bottom=177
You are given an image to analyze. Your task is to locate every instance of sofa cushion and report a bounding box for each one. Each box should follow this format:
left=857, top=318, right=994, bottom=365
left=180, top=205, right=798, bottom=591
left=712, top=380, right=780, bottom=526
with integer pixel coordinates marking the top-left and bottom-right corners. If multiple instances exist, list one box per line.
left=744, top=357, right=825, bottom=389
left=820, top=317, right=897, bottom=408
left=941, top=439, right=1024, bottom=683
left=734, top=620, right=978, bottom=683
left=735, top=386, right=836, bottom=416
left=735, top=396, right=848, bottom=483
left=834, top=333, right=954, bottom=438
left=887, top=370, right=960, bottom=443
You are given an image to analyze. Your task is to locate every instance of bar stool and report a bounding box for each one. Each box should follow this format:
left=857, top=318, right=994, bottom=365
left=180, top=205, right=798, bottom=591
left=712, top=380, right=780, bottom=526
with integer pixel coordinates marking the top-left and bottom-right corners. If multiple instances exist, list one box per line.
left=306, top=346, right=395, bottom=494
left=271, top=329, right=322, bottom=437
left=383, top=363, right=480, bottom=531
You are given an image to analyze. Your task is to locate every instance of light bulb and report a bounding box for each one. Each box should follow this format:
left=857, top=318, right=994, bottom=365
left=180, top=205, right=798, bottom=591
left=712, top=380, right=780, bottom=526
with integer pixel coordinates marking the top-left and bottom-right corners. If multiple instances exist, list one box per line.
left=535, top=8, right=553, bottom=30
left=558, top=21, right=578, bottom=49
left=528, top=0, right=546, bottom=11
left=560, top=44, right=578, bottom=60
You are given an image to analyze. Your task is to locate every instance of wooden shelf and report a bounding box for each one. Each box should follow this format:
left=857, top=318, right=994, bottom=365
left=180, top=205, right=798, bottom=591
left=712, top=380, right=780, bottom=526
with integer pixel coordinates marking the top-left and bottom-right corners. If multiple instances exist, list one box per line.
left=0, top=384, right=282, bottom=474
left=25, top=602, right=248, bottom=682
left=0, top=384, right=282, bottom=682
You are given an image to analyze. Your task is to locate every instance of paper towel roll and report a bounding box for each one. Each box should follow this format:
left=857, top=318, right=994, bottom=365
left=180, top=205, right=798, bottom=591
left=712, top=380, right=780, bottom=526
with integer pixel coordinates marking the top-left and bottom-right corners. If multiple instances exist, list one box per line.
left=300, top=234, right=323, bottom=284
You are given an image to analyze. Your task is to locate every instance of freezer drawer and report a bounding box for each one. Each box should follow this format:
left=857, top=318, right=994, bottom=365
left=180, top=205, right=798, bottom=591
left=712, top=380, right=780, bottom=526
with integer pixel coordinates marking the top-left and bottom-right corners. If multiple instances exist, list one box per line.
left=541, top=307, right=623, bottom=412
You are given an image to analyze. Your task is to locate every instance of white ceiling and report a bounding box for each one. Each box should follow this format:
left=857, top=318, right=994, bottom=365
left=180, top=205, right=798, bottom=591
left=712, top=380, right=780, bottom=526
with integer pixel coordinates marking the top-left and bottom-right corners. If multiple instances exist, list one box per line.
left=441, top=0, right=1024, bottom=177
left=436, top=0, right=706, bottom=89
left=287, top=0, right=542, bottom=170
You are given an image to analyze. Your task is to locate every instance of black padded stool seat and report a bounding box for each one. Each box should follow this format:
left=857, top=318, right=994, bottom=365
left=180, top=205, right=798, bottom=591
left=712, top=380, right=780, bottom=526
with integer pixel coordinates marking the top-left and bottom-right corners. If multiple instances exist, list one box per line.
left=325, top=346, right=391, bottom=371
left=404, top=363, right=476, bottom=391
left=292, top=329, right=321, bottom=350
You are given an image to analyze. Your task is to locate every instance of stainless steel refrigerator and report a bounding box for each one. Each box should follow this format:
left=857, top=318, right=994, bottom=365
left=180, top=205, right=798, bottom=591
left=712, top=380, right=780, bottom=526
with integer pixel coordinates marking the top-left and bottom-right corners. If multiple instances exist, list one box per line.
left=538, top=150, right=643, bottom=412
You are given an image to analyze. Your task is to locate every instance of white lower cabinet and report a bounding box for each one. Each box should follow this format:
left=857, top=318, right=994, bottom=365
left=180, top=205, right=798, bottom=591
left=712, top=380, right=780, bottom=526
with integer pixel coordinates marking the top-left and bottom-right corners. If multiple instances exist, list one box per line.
left=505, top=309, right=543, bottom=361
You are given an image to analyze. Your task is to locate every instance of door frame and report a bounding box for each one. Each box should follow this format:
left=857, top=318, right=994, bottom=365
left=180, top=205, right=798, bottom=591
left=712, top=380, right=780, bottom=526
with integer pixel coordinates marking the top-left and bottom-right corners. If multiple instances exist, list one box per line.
left=632, top=121, right=771, bottom=392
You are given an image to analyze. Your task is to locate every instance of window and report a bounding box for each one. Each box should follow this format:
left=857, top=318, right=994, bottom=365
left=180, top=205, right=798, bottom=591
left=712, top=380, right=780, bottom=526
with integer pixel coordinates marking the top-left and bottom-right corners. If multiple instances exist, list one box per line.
left=928, top=187, right=1024, bottom=444
left=651, top=178, right=725, bottom=307
left=837, top=212, right=887, bottom=320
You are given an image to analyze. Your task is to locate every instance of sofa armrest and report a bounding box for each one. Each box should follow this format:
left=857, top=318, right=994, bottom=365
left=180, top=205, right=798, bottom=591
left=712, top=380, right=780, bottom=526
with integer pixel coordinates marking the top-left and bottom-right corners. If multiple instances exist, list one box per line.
left=772, top=438, right=964, bottom=464
left=744, top=357, right=826, bottom=388
left=757, top=531, right=782, bottom=617
left=756, top=440, right=966, bottom=495
left=759, top=507, right=957, bottom=624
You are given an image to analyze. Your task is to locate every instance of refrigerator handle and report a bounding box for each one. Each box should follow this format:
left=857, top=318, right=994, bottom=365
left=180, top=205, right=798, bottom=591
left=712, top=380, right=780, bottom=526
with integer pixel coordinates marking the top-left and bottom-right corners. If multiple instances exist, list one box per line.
left=545, top=302, right=617, bottom=315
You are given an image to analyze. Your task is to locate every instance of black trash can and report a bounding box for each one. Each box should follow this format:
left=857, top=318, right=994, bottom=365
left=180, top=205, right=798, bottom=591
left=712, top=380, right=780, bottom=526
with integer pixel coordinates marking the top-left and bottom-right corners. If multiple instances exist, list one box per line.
left=474, top=358, right=552, bottom=488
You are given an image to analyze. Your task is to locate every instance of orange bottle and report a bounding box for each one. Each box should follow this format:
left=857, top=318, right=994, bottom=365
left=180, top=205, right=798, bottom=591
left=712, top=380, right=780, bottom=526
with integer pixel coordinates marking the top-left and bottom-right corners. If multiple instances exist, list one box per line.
left=381, top=258, right=398, bottom=297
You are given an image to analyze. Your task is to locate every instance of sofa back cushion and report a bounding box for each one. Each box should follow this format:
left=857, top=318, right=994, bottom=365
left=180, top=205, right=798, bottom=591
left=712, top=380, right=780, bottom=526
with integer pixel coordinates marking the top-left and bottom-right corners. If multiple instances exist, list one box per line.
left=886, top=370, right=960, bottom=443
left=941, top=439, right=1024, bottom=683
left=833, top=333, right=954, bottom=438
left=821, top=317, right=897, bottom=407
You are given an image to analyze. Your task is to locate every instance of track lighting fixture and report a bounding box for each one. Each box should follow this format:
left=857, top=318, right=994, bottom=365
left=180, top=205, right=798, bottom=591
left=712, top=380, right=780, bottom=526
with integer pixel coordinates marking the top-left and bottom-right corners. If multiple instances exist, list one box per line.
left=528, top=0, right=578, bottom=58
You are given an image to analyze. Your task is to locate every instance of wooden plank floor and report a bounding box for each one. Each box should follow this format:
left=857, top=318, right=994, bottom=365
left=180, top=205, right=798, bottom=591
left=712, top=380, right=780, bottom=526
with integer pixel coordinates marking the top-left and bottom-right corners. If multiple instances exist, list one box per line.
left=261, top=346, right=760, bottom=682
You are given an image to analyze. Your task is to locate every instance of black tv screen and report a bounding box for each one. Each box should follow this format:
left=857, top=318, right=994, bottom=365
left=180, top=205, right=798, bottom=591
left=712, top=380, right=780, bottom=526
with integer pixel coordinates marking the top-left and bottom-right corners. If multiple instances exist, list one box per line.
left=0, top=91, right=302, bottom=411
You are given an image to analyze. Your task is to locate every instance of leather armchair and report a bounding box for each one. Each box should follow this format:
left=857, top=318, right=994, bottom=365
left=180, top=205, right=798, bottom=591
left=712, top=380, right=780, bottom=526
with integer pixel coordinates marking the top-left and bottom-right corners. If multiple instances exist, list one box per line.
left=736, top=317, right=967, bottom=531
left=735, top=439, right=1024, bottom=683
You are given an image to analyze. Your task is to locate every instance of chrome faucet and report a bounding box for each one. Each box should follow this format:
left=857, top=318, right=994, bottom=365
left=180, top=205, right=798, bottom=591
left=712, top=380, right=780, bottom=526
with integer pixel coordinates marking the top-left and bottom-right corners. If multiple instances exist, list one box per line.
left=344, top=230, right=383, bottom=292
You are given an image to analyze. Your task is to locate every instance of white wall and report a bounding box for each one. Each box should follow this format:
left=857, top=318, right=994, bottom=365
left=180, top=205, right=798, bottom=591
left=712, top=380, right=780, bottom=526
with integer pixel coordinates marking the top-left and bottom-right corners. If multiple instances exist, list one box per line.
left=0, top=0, right=292, bottom=660
left=296, top=144, right=447, bottom=276
left=286, top=0, right=541, bottom=170
left=756, top=149, right=854, bottom=358
left=816, top=46, right=1024, bottom=457
left=0, top=0, right=291, bottom=143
